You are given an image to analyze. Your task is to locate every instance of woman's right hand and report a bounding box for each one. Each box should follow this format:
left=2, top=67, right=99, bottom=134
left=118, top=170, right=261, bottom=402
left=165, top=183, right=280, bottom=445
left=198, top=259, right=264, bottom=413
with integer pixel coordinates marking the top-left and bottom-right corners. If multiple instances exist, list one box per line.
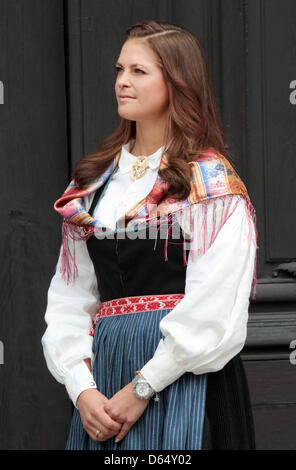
left=76, top=388, right=123, bottom=441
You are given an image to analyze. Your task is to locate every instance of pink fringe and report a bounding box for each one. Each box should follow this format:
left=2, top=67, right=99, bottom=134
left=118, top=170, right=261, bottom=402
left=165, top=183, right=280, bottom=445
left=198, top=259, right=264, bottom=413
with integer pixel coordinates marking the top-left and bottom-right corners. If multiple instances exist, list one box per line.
left=245, top=199, right=258, bottom=301
left=59, top=220, right=94, bottom=284
left=157, top=194, right=258, bottom=301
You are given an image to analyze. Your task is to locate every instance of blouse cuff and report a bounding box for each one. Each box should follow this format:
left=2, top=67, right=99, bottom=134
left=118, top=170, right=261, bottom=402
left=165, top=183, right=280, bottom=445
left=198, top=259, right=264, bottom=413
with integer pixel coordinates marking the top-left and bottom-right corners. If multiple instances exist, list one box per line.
left=139, top=339, right=186, bottom=392
left=64, top=360, right=97, bottom=408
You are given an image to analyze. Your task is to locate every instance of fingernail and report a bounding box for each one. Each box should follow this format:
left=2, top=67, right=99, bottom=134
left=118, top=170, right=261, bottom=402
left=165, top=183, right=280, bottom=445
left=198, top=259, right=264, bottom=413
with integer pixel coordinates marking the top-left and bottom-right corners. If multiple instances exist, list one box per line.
left=115, top=438, right=119, bottom=443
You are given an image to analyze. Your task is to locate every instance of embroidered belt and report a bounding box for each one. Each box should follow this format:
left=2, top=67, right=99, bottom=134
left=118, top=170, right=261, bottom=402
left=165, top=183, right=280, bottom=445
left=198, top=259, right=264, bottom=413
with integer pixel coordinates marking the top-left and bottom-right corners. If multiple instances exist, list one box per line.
left=89, top=293, right=185, bottom=337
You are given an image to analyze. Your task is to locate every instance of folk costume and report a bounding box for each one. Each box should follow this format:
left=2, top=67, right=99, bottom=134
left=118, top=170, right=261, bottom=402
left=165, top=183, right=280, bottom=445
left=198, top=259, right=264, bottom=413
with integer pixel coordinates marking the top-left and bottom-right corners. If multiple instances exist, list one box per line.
left=42, top=139, right=258, bottom=450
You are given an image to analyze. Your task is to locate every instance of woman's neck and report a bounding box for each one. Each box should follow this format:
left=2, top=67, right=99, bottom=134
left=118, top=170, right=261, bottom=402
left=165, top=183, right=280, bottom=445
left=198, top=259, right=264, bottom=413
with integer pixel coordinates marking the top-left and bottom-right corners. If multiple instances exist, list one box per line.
left=130, top=117, right=169, bottom=156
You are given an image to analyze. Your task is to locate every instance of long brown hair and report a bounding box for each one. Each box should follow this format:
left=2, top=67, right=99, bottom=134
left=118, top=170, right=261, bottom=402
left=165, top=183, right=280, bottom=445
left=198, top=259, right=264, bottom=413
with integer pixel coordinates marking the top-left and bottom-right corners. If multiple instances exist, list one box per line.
left=73, top=20, right=232, bottom=200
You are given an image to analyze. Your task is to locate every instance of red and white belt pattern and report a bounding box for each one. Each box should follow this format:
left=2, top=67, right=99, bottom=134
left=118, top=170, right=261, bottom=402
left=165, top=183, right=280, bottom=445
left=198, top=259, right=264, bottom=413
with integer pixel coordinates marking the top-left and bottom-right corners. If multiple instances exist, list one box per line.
left=89, top=293, right=185, bottom=337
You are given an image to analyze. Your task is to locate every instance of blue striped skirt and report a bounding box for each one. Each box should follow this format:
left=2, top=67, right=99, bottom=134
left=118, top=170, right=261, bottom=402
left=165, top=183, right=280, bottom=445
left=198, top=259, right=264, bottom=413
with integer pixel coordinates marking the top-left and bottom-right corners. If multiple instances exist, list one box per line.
left=65, top=307, right=207, bottom=450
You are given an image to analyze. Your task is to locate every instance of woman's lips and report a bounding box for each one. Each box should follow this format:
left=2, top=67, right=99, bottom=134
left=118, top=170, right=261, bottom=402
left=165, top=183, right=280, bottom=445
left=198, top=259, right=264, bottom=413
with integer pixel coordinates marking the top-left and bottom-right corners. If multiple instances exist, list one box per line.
left=119, top=96, right=135, bottom=101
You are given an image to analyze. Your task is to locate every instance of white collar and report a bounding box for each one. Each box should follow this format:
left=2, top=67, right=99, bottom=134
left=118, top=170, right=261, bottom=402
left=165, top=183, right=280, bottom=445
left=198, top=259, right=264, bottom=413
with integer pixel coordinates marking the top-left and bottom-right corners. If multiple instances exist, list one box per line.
left=119, top=139, right=164, bottom=174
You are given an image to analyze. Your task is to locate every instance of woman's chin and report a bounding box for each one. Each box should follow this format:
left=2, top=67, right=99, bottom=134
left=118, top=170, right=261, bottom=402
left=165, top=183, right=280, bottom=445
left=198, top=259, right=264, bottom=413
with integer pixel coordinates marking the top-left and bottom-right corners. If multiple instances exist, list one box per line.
left=117, top=109, right=141, bottom=121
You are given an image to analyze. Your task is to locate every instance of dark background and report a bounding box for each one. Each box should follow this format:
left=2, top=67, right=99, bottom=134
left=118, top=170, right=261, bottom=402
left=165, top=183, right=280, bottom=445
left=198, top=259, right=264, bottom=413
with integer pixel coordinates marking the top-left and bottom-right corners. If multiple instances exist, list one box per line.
left=0, top=0, right=295, bottom=450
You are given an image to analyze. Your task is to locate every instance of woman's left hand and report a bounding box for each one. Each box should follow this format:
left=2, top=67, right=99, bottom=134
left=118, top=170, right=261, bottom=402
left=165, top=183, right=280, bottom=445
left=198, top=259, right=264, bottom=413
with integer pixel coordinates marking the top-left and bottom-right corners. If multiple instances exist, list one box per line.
left=103, top=381, right=150, bottom=443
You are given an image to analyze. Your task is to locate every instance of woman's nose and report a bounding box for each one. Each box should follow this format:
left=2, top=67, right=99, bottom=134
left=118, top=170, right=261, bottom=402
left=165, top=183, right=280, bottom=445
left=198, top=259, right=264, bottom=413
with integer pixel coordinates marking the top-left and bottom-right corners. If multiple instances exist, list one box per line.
left=116, top=70, right=131, bottom=87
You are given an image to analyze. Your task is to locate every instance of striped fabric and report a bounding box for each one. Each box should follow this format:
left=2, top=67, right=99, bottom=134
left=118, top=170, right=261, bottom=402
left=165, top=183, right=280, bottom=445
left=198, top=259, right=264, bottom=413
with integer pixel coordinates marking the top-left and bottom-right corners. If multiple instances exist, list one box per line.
left=66, top=308, right=207, bottom=450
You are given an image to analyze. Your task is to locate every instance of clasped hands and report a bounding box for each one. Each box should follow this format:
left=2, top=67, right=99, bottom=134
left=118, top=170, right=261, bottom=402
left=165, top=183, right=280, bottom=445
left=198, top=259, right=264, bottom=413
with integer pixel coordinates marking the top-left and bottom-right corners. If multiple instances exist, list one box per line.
left=76, top=379, right=150, bottom=444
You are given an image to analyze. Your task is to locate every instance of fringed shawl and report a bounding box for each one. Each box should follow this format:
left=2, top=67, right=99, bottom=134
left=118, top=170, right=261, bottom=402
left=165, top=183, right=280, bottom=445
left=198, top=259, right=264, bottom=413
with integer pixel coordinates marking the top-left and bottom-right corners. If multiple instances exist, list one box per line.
left=54, top=148, right=258, bottom=299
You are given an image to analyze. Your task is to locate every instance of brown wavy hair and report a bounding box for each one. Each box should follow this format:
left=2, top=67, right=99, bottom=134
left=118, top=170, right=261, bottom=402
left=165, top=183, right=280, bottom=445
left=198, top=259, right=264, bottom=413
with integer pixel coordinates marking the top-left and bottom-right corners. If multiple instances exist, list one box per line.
left=73, top=20, right=233, bottom=200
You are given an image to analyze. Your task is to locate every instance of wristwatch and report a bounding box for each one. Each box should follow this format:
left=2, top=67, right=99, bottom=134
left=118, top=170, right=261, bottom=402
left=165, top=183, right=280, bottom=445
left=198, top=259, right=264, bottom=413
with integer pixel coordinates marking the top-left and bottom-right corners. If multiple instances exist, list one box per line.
left=132, top=374, right=156, bottom=400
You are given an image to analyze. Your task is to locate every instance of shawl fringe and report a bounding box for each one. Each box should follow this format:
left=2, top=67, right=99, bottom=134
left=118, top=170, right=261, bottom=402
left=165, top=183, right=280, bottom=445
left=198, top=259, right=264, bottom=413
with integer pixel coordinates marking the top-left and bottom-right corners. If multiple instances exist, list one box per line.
left=59, top=194, right=258, bottom=301
left=55, top=148, right=258, bottom=301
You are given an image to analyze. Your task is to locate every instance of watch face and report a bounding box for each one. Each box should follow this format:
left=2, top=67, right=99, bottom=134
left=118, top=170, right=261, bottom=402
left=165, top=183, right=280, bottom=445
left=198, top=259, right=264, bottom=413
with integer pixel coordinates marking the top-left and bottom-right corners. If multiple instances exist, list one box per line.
left=136, top=381, right=150, bottom=397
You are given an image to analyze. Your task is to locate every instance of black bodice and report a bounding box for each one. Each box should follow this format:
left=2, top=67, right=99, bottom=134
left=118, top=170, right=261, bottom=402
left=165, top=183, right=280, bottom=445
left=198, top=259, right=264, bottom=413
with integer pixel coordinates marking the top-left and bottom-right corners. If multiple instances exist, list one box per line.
left=86, top=178, right=189, bottom=303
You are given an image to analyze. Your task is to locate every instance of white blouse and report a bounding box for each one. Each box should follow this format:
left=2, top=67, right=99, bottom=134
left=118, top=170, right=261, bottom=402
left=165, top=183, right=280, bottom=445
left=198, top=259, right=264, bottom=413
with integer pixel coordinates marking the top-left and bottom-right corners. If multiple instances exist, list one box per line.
left=41, top=139, right=257, bottom=408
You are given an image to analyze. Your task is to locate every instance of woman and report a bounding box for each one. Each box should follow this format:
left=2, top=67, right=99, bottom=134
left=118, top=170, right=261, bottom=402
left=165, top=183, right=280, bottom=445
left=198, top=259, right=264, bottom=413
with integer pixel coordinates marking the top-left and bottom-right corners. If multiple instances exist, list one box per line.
left=41, top=20, right=258, bottom=450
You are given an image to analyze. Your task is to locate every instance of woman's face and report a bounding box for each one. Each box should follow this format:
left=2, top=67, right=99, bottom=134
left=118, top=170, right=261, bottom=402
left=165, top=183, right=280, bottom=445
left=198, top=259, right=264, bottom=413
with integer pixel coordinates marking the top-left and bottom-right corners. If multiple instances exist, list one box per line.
left=115, top=39, right=169, bottom=123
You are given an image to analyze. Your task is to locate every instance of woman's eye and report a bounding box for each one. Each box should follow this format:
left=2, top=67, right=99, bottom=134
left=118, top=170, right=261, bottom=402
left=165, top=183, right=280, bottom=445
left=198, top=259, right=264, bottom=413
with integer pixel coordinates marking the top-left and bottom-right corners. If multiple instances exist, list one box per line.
left=115, top=66, right=144, bottom=74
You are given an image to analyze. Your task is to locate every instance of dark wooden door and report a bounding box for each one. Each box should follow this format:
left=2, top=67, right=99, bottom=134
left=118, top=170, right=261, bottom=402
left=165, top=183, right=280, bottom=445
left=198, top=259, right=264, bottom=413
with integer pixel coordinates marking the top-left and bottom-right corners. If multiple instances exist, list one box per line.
left=0, top=0, right=295, bottom=449
left=0, top=0, right=71, bottom=450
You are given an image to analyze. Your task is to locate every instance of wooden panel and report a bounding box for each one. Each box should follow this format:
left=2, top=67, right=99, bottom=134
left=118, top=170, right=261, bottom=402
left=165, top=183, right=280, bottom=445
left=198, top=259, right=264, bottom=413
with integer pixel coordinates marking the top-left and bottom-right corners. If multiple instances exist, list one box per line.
left=263, top=1, right=296, bottom=260
left=245, top=360, right=296, bottom=403
left=253, top=406, right=296, bottom=450
left=0, top=0, right=71, bottom=450
left=217, top=0, right=248, bottom=178
left=244, top=360, right=296, bottom=449
left=251, top=279, right=296, bottom=303
left=246, top=311, right=296, bottom=348
left=245, top=0, right=296, bottom=277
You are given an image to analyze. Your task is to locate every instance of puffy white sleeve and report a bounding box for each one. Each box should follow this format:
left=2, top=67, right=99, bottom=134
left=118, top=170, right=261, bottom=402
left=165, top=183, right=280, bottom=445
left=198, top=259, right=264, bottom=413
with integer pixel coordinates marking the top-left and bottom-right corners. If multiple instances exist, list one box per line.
left=140, top=194, right=257, bottom=392
left=41, top=195, right=100, bottom=408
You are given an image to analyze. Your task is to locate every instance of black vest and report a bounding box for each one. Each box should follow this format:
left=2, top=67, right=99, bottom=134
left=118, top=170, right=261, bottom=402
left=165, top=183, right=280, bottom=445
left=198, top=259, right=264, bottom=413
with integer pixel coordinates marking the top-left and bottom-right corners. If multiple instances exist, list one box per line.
left=86, top=178, right=189, bottom=303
